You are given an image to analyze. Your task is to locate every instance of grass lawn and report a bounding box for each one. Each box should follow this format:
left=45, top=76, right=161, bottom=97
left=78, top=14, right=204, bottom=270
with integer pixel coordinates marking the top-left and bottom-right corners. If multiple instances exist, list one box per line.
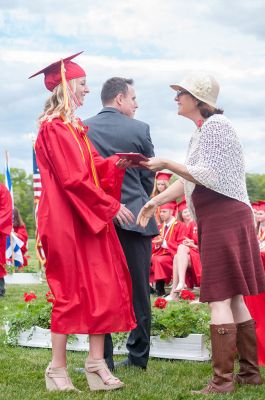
left=0, top=240, right=265, bottom=399
left=23, top=238, right=43, bottom=273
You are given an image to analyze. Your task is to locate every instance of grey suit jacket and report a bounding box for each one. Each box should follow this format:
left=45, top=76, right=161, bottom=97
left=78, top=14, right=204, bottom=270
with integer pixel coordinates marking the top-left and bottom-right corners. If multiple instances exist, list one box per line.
left=84, top=107, right=158, bottom=236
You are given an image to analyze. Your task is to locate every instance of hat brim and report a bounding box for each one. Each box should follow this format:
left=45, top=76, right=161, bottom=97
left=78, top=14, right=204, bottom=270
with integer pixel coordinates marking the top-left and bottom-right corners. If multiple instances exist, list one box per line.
left=170, top=83, right=216, bottom=108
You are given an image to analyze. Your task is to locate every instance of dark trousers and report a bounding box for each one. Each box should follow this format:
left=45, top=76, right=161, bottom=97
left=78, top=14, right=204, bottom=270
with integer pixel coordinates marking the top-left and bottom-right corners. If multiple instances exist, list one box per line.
left=0, top=278, right=5, bottom=296
left=104, top=226, right=152, bottom=369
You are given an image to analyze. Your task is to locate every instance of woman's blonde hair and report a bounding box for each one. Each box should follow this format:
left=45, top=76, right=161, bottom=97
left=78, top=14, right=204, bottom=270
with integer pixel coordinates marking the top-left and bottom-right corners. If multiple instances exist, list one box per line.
left=151, top=179, right=170, bottom=198
left=38, top=79, right=80, bottom=127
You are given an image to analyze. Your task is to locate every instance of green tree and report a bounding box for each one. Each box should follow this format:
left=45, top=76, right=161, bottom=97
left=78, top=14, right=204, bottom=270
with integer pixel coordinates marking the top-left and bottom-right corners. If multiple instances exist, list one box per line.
left=246, top=174, right=265, bottom=202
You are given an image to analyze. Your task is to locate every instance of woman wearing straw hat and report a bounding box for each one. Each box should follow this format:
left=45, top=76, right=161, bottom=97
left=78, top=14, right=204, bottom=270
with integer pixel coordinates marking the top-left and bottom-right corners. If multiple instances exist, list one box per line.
left=29, top=52, right=136, bottom=392
left=137, top=71, right=265, bottom=394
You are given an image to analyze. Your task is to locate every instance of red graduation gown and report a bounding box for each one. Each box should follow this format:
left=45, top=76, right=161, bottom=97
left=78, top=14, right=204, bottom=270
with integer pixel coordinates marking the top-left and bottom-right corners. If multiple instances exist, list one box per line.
left=244, top=233, right=265, bottom=366
left=185, top=221, right=202, bottom=287
left=150, top=218, right=187, bottom=283
left=35, top=118, right=136, bottom=334
left=244, top=292, right=265, bottom=366
left=0, top=184, right=12, bottom=278
left=14, top=224, right=28, bottom=266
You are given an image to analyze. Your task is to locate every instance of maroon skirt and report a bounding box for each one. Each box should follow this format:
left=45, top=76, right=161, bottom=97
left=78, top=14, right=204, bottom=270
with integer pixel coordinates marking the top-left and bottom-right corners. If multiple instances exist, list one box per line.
left=192, top=185, right=265, bottom=302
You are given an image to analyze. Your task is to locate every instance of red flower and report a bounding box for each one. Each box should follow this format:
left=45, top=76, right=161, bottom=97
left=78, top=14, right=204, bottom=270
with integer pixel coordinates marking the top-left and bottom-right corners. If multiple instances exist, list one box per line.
left=24, top=291, right=37, bottom=302
left=45, top=291, right=55, bottom=304
left=197, top=119, right=204, bottom=128
left=153, top=297, right=168, bottom=309
left=180, top=289, right=195, bottom=301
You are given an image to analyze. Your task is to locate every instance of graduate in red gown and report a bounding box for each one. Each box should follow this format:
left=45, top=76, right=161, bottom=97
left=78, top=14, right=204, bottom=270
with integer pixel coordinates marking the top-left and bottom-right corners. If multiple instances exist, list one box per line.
left=244, top=200, right=265, bottom=365
left=166, top=199, right=202, bottom=301
left=255, top=201, right=265, bottom=268
left=13, top=207, right=28, bottom=267
left=150, top=201, right=187, bottom=295
left=30, top=52, right=136, bottom=392
left=0, top=183, right=12, bottom=296
left=151, top=171, right=172, bottom=225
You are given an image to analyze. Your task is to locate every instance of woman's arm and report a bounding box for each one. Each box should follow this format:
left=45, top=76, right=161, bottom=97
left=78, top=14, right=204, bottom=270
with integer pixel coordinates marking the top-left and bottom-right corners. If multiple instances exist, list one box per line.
left=151, top=179, right=184, bottom=206
left=140, top=157, right=199, bottom=183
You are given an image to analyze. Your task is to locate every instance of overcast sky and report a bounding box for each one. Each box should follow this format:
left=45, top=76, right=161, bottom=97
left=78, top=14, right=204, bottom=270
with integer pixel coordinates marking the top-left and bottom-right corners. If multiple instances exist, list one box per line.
left=0, top=0, right=264, bottom=175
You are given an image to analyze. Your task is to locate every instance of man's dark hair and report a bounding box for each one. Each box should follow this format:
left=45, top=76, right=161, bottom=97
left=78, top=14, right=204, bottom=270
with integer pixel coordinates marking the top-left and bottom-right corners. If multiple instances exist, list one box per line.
left=101, top=77, right=134, bottom=105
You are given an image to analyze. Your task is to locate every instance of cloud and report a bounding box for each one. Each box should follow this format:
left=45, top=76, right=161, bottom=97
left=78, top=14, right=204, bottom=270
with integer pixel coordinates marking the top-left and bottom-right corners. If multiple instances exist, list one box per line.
left=0, top=0, right=264, bottom=175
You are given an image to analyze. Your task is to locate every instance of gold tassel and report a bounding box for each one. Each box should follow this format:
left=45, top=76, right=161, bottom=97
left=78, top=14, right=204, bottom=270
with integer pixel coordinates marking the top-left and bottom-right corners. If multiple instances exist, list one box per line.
left=60, top=59, right=69, bottom=111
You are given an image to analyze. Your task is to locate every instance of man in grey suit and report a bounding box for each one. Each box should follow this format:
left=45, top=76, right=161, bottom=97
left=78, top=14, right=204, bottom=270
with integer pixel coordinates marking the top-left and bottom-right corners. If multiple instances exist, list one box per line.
left=84, top=77, right=158, bottom=369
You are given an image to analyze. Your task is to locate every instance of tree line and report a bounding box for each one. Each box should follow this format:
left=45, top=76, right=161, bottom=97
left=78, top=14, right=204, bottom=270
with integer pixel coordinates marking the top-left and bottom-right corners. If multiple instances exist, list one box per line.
left=1, top=168, right=265, bottom=238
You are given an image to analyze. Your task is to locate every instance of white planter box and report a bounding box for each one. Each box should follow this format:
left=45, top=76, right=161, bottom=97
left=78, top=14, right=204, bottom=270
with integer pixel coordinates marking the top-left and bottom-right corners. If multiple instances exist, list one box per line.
left=15, top=326, right=210, bottom=361
left=5, top=273, right=42, bottom=285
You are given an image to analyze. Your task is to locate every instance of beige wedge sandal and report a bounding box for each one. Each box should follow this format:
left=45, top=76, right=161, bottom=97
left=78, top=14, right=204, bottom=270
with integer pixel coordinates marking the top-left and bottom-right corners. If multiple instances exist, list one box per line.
left=45, top=363, right=80, bottom=392
left=84, top=359, right=124, bottom=391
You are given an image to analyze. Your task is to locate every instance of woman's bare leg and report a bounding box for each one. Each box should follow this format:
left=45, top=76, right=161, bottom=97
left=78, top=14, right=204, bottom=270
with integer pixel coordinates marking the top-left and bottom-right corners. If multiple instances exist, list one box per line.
left=86, top=334, right=122, bottom=384
left=231, top=295, right=252, bottom=323
left=88, top=334, right=105, bottom=360
left=174, top=244, right=190, bottom=291
left=209, top=298, right=234, bottom=324
left=51, top=333, right=67, bottom=368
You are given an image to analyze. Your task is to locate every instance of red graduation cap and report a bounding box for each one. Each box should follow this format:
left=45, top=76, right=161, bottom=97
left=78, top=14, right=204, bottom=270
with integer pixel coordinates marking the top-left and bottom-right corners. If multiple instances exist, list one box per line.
left=251, top=201, right=260, bottom=210
left=156, top=171, right=172, bottom=181
left=253, top=200, right=265, bottom=211
left=178, top=198, right=187, bottom=212
left=160, top=201, right=177, bottom=211
left=259, top=200, right=265, bottom=211
left=29, top=51, right=86, bottom=91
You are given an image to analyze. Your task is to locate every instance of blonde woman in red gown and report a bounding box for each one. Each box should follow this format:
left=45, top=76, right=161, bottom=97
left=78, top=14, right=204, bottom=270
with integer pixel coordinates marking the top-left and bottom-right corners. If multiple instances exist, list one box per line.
left=150, top=201, right=186, bottom=296
left=166, top=200, right=202, bottom=300
left=151, top=171, right=172, bottom=224
left=30, top=52, right=136, bottom=392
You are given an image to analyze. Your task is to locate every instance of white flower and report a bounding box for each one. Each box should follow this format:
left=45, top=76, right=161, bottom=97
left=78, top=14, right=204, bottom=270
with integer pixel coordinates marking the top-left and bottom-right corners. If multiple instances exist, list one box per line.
left=191, top=76, right=212, bottom=98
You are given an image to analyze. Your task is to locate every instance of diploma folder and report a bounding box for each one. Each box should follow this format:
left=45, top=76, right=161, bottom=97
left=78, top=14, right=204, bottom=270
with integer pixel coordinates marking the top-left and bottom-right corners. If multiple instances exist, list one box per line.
left=115, top=153, right=149, bottom=163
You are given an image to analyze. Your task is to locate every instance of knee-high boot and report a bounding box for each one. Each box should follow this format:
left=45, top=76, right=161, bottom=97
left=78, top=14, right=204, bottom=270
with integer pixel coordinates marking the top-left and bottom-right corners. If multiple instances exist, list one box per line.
left=235, top=319, right=263, bottom=385
left=192, top=323, right=237, bottom=394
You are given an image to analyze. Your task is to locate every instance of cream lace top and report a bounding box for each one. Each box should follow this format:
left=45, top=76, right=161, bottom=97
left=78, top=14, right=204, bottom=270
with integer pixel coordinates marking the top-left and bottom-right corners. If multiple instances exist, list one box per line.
left=183, top=114, right=251, bottom=219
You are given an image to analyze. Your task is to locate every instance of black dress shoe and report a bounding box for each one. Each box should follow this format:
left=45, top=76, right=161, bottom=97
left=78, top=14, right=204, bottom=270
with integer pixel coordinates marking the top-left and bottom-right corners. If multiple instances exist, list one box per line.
left=114, top=358, right=146, bottom=370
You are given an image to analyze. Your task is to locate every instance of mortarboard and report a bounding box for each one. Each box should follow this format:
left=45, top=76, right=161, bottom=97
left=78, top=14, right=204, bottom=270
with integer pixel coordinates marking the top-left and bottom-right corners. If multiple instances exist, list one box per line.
left=156, top=171, right=172, bottom=181
left=252, top=200, right=265, bottom=211
left=160, top=201, right=177, bottom=211
left=29, top=51, right=86, bottom=91
left=178, top=199, right=187, bottom=212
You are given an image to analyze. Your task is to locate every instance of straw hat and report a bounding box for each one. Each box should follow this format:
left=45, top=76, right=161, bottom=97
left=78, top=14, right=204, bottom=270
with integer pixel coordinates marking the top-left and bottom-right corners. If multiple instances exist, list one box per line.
left=170, top=71, right=220, bottom=108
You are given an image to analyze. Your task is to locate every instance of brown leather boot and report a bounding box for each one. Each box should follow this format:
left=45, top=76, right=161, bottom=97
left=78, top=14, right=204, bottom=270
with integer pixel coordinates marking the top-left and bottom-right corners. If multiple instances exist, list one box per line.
left=192, top=323, right=237, bottom=394
left=235, top=319, right=263, bottom=385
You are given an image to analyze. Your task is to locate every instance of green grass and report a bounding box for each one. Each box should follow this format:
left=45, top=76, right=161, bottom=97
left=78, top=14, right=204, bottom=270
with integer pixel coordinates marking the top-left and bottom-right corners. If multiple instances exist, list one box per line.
left=0, top=242, right=265, bottom=399
left=23, top=238, right=42, bottom=273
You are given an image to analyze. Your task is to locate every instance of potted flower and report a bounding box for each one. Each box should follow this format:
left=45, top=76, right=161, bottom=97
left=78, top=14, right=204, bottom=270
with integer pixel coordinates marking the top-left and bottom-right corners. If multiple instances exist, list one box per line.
left=4, top=290, right=210, bottom=361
